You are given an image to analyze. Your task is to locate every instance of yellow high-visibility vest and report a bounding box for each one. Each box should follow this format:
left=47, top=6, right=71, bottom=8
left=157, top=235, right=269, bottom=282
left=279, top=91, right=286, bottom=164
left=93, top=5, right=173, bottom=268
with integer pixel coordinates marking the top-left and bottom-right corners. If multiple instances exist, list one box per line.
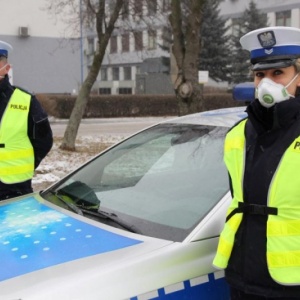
left=213, top=119, right=246, bottom=269
left=0, top=88, right=34, bottom=183
left=213, top=118, right=300, bottom=285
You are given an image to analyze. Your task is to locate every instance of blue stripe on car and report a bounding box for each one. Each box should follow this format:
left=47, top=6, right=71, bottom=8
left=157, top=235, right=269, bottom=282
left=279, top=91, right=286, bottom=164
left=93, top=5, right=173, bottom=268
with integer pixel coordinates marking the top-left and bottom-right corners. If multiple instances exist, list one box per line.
left=130, top=272, right=229, bottom=300
left=0, top=197, right=143, bottom=282
left=202, top=111, right=247, bottom=119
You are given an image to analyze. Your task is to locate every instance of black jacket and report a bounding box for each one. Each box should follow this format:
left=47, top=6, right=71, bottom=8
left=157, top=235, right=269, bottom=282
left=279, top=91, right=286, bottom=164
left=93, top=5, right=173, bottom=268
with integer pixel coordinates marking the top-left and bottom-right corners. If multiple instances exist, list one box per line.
left=0, top=75, right=53, bottom=199
left=225, top=97, right=300, bottom=297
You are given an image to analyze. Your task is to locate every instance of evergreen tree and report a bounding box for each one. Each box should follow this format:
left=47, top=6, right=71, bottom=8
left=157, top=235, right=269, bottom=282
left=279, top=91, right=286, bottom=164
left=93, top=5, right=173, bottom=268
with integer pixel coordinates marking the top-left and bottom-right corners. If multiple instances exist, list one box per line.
left=230, top=0, right=269, bottom=84
left=159, top=0, right=232, bottom=84
left=199, top=0, right=232, bottom=82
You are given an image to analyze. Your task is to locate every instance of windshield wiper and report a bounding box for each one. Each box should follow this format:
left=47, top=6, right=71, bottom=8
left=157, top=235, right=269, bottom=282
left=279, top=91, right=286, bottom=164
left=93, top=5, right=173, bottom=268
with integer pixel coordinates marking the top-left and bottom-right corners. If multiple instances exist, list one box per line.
left=80, top=208, right=141, bottom=234
left=49, top=191, right=84, bottom=215
left=47, top=190, right=140, bottom=234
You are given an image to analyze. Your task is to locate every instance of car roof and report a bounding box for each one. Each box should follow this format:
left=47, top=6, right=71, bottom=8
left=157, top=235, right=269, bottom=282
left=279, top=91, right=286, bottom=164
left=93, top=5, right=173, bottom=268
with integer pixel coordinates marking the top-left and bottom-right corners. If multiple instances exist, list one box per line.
left=162, top=106, right=247, bottom=128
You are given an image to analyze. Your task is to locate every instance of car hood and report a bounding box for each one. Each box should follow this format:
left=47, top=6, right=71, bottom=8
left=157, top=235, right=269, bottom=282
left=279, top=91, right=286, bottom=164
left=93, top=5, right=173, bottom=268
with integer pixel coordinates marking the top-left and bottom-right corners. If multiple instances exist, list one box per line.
left=0, top=194, right=178, bottom=299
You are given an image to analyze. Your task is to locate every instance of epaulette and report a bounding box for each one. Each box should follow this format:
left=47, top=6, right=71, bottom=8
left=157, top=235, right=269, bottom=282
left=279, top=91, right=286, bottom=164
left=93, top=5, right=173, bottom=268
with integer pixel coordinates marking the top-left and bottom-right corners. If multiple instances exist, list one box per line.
left=226, top=116, right=248, bottom=134
left=13, top=85, right=35, bottom=96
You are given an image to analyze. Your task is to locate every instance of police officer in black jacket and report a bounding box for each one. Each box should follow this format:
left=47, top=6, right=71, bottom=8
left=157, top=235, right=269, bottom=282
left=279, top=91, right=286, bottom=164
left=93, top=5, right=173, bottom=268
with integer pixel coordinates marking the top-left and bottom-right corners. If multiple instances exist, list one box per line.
left=0, top=41, right=53, bottom=200
left=214, top=27, right=300, bottom=299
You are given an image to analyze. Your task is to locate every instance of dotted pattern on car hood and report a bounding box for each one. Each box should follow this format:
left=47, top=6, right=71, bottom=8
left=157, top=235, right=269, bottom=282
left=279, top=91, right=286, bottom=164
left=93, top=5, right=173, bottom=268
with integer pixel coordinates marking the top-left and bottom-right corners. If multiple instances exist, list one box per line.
left=0, top=196, right=142, bottom=282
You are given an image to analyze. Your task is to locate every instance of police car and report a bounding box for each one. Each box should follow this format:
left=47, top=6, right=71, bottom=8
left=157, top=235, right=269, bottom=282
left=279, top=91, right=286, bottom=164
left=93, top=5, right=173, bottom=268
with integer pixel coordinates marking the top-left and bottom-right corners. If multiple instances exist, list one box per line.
left=0, top=104, right=248, bottom=300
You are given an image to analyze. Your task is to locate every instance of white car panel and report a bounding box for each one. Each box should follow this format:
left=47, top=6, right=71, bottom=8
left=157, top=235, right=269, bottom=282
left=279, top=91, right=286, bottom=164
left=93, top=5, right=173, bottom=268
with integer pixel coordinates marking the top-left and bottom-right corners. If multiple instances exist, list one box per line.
left=0, top=106, right=247, bottom=299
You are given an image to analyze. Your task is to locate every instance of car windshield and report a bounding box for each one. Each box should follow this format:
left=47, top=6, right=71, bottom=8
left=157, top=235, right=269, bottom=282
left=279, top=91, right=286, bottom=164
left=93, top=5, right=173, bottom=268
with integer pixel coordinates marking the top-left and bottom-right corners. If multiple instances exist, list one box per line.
left=42, top=123, right=229, bottom=242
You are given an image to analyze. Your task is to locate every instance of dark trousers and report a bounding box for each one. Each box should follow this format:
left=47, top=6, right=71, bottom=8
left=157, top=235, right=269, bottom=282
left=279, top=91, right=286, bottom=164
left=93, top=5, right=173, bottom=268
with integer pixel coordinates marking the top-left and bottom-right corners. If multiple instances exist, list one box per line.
left=230, top=287, right=299, bottom=300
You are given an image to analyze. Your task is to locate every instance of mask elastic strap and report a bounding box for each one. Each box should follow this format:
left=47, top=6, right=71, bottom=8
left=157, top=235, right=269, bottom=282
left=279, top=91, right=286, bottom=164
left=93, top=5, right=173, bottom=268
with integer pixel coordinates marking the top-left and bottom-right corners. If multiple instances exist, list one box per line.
left=285, top=72, right=300, bottom=89
left=0, top=64, right=7, bottom=79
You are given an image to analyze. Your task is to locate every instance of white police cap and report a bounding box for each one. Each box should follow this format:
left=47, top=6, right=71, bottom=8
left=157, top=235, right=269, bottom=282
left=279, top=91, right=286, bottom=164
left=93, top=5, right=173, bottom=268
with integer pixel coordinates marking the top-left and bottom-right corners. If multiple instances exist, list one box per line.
left=240, top=26, right=300, bottom=71
left=0, top=40, right=13, bottom=58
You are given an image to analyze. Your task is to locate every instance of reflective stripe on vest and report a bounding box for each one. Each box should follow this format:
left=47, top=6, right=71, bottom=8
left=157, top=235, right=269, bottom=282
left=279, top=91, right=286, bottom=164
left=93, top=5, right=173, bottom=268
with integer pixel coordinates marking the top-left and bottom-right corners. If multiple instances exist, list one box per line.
left=0, top=88, right=34, bottom=183
left=267, top=137, right=300, bottom=285
left=213, top=119, right=300, bottom=285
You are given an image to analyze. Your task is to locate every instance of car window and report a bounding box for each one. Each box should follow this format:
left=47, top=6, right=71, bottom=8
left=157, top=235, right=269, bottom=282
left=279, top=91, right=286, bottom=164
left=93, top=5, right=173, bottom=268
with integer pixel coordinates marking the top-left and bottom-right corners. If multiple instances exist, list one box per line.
left=43, top=123, right=229, bottom=242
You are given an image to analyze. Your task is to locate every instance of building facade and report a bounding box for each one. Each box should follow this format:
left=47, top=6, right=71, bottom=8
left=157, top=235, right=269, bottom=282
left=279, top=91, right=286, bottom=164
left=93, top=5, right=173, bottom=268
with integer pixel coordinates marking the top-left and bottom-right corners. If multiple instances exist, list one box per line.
left=1, top=0, right=300, bottom=94
left=91, top=0, right=300, bottom=95
left=220, top=0, right=300, bottom=26
left=0, top=0, right=81, bottom=94
left=83, top=0, right=171, bottom=95
left=220, top=0, right=300, bottom=35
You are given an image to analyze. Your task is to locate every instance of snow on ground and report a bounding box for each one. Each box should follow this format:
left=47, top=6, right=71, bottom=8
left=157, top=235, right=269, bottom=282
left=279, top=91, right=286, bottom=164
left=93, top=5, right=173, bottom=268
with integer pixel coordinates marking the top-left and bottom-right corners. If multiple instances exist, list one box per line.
left=32, top=135, right=124, bottom=192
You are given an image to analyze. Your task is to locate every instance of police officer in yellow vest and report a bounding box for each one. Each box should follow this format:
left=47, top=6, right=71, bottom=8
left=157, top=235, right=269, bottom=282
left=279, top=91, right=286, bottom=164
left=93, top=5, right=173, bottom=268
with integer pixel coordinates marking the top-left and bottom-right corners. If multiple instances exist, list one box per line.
left=213, top=27, right=300, bottom=299
left=0, top=41, right=52, bottom=200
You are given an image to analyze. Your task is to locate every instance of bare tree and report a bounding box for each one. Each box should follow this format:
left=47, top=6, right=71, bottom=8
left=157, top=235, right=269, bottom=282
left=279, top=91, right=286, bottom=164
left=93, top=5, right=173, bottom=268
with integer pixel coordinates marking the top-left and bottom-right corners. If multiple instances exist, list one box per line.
left=46, top=0, right=166, bottom=151
left=45, top=0, right=121, bottom=150
left=169, top=0, right=208, bottom=115
left=45, top=0, right=207, bottom=150
left=60, top=1, right=124, bottom=150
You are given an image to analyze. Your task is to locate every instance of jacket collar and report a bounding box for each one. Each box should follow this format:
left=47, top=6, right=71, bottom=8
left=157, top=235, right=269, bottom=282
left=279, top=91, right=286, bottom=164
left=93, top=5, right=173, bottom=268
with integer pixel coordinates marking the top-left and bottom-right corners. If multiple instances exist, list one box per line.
left=246, top=97, right=300, bottom=134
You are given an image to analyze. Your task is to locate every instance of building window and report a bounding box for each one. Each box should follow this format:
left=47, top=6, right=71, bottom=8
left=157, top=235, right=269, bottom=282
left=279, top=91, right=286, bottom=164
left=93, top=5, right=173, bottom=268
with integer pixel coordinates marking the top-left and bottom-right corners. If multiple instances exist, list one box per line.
left=136, top=66, right=141, bottom=74
left=148, top=0, right=157, bottom=15
left=108, top=2, right=115, bottom=14
left=110, top=36, right=117, bottom=53
left=162, top=0, right=171, bottom=12
left=123, top=67, right=132, bottom=80
left=276, top=10, right=291, bottom=26
left=112, top=67, right=119, bottom=81
left=122, top=33, right=130, bottom=52
left=119, top=88, right=132, bottom=94
left=101, top=68, right=108, bottom=81
left=134, top=31, right=143, bottom=51
left=99, top=88, right=111, bottom=95
left=86, top=38, right=94, bottom=56
left=148, top=30, right=157, bottom=50
left=122, top=0, right=129, bottom=19
left=134, top=0, right=143, bottom=16
left=161, top=28, right=171, bottom=49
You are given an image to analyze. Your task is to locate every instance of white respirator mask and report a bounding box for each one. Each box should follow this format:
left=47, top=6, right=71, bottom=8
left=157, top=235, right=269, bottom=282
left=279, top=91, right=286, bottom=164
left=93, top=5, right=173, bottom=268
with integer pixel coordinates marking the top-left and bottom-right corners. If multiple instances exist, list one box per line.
left=255, top=73, right=299, bottom=108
